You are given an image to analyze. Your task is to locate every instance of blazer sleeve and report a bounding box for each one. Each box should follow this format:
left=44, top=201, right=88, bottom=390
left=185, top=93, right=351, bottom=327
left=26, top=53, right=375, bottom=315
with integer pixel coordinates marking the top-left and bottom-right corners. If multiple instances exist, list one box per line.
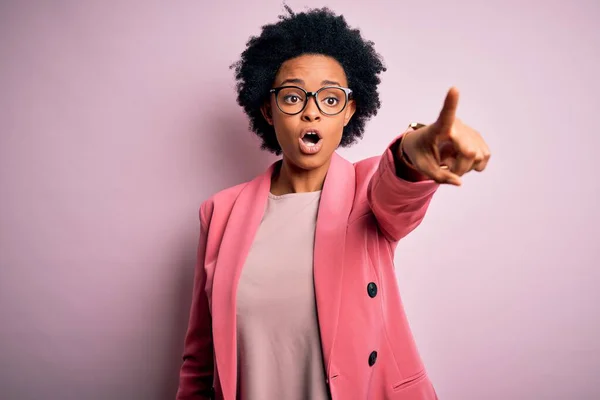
left=367, top=132, right=439, bottom=243
left=176, top=205, right=214, bottom=400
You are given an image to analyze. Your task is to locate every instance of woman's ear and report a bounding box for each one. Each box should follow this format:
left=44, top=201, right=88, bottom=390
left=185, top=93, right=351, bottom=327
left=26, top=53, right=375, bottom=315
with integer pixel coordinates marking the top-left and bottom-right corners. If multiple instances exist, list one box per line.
left=343, top=99, right=357, bottom=127
left=260, top=102, right=273, bottom=125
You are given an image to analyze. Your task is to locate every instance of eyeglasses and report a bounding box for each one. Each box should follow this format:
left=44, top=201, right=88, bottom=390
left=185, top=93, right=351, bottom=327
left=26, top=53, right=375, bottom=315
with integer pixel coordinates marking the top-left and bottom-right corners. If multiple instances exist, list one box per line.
left=269, top=85, right=353, bottom=116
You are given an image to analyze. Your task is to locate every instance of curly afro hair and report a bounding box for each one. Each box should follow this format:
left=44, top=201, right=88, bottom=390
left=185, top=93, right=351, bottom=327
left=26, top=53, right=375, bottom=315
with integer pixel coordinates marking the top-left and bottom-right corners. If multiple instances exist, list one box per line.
left=230, top=5, right=387, bottom=155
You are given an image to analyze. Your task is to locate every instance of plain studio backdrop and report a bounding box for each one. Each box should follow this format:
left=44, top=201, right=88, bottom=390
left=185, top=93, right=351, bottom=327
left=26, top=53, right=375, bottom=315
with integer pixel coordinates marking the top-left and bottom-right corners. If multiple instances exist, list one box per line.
left=0, top=1, right=598, bottom=399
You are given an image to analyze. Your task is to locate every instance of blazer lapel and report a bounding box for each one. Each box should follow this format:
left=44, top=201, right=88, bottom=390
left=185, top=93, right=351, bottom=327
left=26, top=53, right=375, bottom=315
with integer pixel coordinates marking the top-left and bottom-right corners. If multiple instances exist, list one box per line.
left=210, top=162, right=275, bottom=400
left=314, top=152, right=355, bottom=378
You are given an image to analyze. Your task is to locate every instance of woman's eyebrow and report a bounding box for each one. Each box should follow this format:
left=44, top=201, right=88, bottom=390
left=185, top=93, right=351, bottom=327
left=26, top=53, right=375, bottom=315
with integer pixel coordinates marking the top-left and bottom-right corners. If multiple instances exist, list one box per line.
left=278, top=78, right=342, bottom=86
left=279, top=78, right=305, bottom=86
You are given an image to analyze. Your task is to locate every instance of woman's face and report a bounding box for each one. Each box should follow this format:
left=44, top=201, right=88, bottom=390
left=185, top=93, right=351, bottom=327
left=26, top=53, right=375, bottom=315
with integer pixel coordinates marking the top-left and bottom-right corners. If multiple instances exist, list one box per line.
left=262, top=54, right=356, bottom=171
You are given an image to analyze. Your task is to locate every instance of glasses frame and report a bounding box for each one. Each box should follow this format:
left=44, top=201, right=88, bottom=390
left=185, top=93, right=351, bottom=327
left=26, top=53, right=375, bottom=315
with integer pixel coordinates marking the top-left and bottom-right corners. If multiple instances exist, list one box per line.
left=269, top=85, right=353, bottom=116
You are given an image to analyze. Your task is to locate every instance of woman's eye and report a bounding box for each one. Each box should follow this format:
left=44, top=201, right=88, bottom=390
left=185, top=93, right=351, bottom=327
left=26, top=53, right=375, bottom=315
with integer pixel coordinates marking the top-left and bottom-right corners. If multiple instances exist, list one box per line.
left=284, top=95, right=301, bottom=103
left=324, top=97, right=339, bottom=105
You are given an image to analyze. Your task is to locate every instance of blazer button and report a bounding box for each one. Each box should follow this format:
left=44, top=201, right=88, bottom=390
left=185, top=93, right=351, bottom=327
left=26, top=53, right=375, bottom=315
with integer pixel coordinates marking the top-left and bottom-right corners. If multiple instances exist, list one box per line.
left=368, top=350, right=378, bottom=366
left=367, top=282, right=378, bottom=298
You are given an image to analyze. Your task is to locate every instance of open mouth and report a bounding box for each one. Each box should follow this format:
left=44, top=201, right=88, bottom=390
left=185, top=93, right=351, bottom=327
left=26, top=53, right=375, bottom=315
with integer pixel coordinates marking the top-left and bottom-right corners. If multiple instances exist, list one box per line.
left=299, top=129, right=323, bottom=154
left=302, top=131, right=321, bottom=146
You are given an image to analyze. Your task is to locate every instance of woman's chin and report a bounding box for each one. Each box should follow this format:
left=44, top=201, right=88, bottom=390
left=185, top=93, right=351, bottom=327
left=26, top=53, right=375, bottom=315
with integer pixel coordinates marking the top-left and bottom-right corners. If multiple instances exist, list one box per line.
left=285, top=150, right=332, bottom=172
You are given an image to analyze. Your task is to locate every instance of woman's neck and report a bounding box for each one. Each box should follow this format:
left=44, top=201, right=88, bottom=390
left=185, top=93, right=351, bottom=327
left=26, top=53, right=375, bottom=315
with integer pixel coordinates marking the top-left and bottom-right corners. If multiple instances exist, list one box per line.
left=270, top=157, right=331, bottom=196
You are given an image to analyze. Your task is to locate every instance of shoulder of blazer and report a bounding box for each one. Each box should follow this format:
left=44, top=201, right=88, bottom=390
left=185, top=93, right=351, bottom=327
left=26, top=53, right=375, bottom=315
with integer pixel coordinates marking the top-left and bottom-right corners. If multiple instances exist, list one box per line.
left=199, top=181, right=249, bottom=228
left=354, top=156, right=381, bottom=203
left=347, top=155, right=382, bottom=219
left=353, top=155, right=381, bottom=186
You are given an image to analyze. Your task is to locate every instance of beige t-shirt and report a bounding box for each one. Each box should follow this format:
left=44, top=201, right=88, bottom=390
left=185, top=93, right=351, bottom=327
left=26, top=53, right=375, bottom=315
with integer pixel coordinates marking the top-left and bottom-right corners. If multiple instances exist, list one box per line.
left=235, top=190, right=329, bottom=400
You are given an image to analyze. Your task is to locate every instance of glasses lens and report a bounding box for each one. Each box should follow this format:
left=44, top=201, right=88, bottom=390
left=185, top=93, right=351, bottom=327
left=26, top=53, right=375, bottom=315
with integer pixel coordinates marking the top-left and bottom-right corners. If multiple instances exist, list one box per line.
left=276, top=87, right=306, bottom=115
left=317, top=88, right=347, bottom=115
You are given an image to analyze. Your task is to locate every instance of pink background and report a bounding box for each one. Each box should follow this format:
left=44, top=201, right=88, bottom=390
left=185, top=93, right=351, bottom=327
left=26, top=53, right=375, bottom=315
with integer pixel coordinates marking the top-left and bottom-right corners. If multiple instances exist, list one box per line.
left=1, top=1, right=598, bottom=399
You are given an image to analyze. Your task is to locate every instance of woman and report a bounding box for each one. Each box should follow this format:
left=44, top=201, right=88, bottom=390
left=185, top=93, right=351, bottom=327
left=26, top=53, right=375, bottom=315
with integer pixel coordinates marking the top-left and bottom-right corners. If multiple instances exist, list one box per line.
left=177, top=6, right=490, bottom=400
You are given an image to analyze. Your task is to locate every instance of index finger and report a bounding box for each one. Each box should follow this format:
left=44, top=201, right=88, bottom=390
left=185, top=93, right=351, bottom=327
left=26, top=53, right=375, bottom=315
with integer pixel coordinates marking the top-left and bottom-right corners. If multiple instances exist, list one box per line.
left=437, top=87, right=460, bottom=129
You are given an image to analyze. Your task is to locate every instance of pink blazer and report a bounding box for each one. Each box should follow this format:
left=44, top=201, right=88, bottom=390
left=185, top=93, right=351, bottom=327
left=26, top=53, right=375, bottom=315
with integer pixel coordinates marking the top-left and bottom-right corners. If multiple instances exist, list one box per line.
left=177, top=133, right=440, bottom=400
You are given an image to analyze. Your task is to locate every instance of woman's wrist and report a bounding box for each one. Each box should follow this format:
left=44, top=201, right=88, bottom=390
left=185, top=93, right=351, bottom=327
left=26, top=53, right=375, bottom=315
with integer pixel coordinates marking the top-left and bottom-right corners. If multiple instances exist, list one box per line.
left=399, top=130, right=418, bottom=169
left=393, top=124, right=429, bottom=182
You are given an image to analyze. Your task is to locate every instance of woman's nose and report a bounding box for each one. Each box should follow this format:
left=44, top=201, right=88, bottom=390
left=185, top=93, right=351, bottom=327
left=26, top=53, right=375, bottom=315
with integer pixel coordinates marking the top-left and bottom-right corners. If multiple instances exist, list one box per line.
left=301, top=95, right=321, bottom=122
